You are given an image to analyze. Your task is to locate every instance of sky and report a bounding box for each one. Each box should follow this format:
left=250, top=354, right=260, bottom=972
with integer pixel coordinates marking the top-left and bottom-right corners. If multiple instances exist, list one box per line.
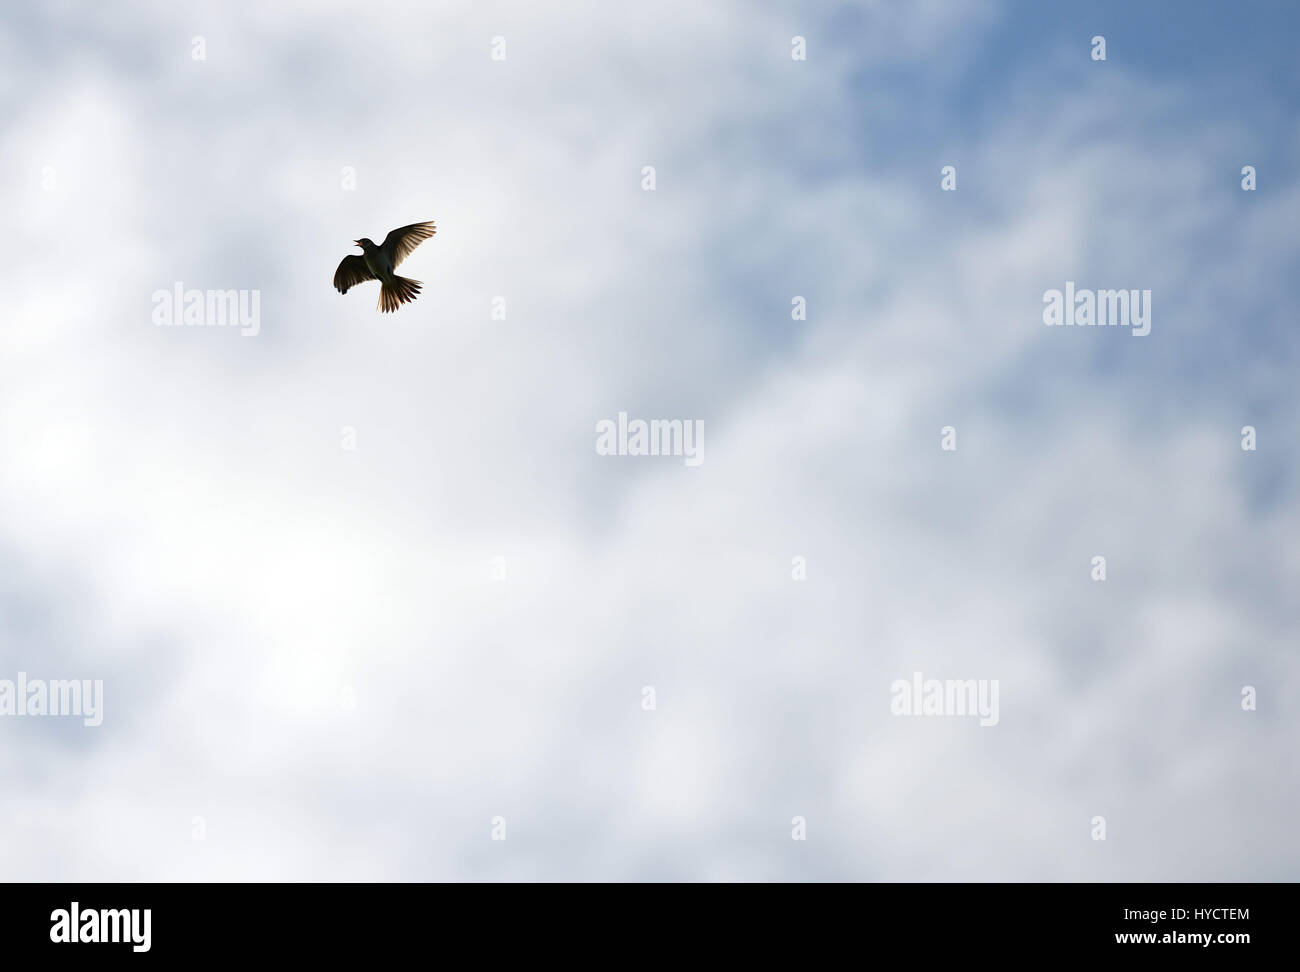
left=1, top=0, right=1297, bottom=881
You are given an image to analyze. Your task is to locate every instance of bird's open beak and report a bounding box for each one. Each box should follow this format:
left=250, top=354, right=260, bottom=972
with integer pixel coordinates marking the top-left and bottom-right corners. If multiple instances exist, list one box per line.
left=353, top=240, right=362, bottom=247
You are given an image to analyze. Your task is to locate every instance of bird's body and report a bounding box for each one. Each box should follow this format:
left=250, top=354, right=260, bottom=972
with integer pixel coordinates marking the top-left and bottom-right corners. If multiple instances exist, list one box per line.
left=359, top=241, right=392, bottom=282
left=334, top=220, right=436, bottom=313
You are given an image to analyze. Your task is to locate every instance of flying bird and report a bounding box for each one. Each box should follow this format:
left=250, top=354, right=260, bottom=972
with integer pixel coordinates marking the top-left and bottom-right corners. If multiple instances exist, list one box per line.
left=333, top=220, right=437, bottom=313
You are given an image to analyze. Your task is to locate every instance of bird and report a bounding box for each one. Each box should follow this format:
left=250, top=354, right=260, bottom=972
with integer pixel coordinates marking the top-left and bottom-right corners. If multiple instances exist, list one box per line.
left=333, top=220, right=437, bottom=313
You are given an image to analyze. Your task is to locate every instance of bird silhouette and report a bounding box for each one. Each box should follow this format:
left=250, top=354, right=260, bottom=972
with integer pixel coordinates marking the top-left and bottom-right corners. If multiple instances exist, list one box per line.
left=333, top=220, right=436, bottom=313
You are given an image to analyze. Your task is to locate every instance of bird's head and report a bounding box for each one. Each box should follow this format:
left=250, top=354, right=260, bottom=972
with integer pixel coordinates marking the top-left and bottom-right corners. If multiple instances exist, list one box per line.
left=354, top=238, right=375, bottom=250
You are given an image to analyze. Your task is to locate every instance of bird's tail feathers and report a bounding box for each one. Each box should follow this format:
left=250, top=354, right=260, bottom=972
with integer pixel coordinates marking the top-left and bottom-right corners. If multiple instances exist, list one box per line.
left=378, top=275, right=423, bottom=313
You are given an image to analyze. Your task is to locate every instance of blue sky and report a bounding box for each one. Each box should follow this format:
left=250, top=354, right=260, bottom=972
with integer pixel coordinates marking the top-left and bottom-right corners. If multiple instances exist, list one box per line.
left=0, top=0, right=1296, bottom=880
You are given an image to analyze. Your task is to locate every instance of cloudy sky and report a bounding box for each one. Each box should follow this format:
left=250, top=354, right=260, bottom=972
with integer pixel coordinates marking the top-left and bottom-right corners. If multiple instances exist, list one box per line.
left=2, top=0, right=1297, bottom=881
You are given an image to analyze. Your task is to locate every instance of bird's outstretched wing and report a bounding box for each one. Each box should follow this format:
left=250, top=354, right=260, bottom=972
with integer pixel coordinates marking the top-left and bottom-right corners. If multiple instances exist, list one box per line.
left=381, top=220, right=436, bottom=269
left=334, top=254, right=375, bottom=294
